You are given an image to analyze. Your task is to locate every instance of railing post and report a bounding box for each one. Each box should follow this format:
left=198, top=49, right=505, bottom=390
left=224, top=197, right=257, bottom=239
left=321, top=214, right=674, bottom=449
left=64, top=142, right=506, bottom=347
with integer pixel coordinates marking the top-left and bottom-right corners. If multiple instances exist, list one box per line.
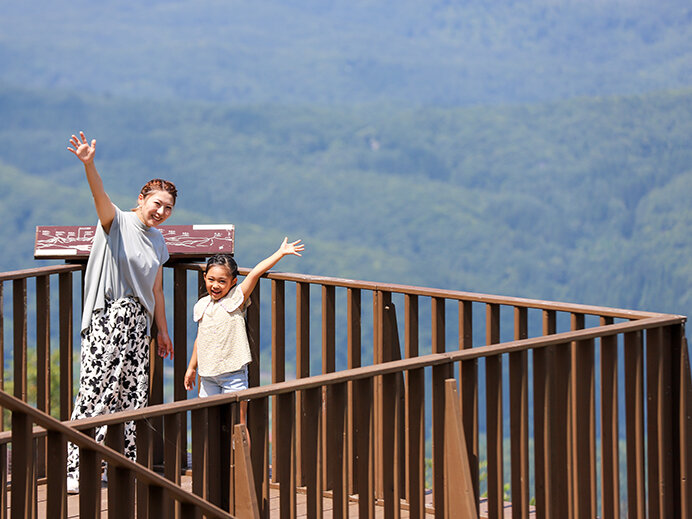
left=599, top=316, right=620, bottom=519
left=328, top=382, right=348, bottom=519
left=355, top=377, right=375, bottom=518
left=485, top=302, right=503, bottom=519
left=549, top=331, right=570, bottom=518
left=173, top=267, right=188, bottom=470
left=207, top=406, right=223, bottom=509
left=58, top=272, right=73, bottom=421
left=534, top=309, right=554, bottom=519
left=405, top=294, right=425, bottom=519
left=443, top=379, right=478, bottom=519
left=36, top=275, right=50, bottom=478
left=136, top=418, right=153, bottom=519
left=347, top=287, right=361, bottom=495
left=11, top=410, right=36, bottom=519
left=13, top=278, right=27, bottom=401
left=164, top=413, right=183, bottom=517
left=671, top=326, right=692, bottom=518
left=247, top=282, right=261, bottom=388
left=271, top=279, right=286, bottom=484
left=79, top=428, right=101, bottom=519
left=248, top=396, right=269, bottom=517
left=382, top=369, right=401, bottom=519
left=458, top=299, right=478, bottom=512
left=321, top=284, right=335, bottom=491
left=572, top=314, right=596, bottom=518
left=295, top=281, right=310, bottom=488
left=510, top=306, right=529, bottom=518
left=383, top=297, right=405, bottom=505
left=277, top=392, right=296, bottom=518
left=106, top=422, right=135, bottom=517
left=625, top=330, right=646, bottom=518
left=303, top=387, right=322, bottom=518
left=647, top=326, right=674, bottom=518
left=373, top=290, right=386, bottom=499
left=191, top=408, right=209, bottom=503
left=46, top=430, right=67, bottom=519
left=432, top=296, right=450, bottom=518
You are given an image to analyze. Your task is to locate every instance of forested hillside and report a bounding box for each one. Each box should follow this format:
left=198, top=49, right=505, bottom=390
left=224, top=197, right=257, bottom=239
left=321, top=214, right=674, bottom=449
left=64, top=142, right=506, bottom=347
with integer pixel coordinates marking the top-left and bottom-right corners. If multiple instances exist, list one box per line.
left=1, top=0, right=690, bottom=105
left=1, top=85, right=691, bottom=322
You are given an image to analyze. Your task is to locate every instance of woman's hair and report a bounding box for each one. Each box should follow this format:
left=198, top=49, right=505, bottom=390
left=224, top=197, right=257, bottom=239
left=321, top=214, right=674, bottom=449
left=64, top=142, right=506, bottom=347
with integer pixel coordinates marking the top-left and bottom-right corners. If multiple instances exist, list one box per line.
left=204, top=254, right=238, bottom=279
left=140, top=179, right=178, bottom=204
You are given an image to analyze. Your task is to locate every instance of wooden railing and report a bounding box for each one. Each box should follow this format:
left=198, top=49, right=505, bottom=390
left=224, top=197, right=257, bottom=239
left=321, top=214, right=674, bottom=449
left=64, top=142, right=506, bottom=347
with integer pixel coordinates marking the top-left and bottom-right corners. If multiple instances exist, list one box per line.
left=0, top=388, right=235, bottom=518
left=0, top=263, right=690, bottom=517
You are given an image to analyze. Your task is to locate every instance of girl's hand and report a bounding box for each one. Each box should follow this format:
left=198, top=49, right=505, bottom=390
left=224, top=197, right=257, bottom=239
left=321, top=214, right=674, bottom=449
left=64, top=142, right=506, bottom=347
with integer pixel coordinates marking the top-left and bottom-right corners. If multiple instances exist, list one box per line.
left=184, top=368, right=197, bottom=391
left=157, top=330, right=174, bottom=359
left=279, top=237, right=304, bottom=257
left=67, top=131, right=96, bottom=164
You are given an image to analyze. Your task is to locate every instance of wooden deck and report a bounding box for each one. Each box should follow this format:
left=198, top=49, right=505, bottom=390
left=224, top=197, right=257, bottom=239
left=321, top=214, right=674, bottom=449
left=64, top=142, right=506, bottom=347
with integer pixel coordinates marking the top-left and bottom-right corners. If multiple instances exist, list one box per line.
left=22, top=475, right=532, bottom=518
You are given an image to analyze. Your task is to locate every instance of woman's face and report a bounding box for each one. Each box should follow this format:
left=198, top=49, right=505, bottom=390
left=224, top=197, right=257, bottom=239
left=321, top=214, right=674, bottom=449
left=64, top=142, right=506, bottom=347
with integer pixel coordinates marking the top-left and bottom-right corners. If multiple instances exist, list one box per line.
left=136, top=190, right=175, bottom=227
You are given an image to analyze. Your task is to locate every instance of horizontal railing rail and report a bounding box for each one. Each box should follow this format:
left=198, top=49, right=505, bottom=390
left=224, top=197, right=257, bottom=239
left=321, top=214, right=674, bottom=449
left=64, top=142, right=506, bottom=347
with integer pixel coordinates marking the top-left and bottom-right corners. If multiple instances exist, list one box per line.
left=194, top=263, right=667, bottom=320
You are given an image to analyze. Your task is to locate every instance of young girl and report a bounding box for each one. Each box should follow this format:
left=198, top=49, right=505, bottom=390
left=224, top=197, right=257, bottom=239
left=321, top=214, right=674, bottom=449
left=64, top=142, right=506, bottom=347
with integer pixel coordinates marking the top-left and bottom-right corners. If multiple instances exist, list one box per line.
left=184, top=237, right=304, bottom=397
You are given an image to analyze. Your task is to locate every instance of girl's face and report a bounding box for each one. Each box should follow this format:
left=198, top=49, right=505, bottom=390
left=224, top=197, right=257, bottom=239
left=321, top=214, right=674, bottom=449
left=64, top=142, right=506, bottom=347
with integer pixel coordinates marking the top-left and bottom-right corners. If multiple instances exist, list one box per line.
left=204, top=265, right=236, bottom=301
left=136, top=190, right=175, bottom=227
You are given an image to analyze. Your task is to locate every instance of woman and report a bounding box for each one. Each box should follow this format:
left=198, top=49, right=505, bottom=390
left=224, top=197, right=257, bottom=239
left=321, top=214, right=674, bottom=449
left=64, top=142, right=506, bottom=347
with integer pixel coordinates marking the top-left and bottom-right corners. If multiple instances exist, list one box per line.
left=65, top=131, right=176, bottom=493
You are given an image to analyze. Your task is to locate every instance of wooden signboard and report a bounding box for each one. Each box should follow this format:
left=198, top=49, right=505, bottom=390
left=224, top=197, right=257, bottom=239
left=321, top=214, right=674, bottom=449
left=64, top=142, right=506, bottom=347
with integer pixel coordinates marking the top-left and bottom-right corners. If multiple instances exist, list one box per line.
left=34, top=224, right=235, bottom=261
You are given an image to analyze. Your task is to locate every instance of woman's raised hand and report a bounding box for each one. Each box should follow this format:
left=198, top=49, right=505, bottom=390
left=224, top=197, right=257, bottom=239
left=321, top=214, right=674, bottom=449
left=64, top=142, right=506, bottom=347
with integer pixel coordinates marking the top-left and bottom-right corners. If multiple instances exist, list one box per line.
left=67, top=131, right=96, bottom=164
left=279, top=237, right=305, bottom=257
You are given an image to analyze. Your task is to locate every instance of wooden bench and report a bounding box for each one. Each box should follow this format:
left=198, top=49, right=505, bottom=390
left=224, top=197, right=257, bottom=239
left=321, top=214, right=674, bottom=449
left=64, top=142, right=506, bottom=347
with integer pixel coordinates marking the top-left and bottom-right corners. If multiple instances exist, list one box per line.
left=34, top=224, right=235, bottom=262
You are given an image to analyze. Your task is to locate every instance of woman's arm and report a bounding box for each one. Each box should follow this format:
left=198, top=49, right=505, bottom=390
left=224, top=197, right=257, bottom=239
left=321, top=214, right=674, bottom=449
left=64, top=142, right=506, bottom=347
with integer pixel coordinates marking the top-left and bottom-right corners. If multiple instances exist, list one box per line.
left=238, top=237, right=304, bottom=303
left=153, top=266, right=173, bottom=358
left=184, top=338, right=199, bottom=390
left=67, top=132, right=116, bottom=233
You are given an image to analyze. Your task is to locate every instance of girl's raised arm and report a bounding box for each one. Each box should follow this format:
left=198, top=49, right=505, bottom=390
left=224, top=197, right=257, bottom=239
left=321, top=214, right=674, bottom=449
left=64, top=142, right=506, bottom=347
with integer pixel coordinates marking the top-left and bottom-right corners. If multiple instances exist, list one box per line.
left=238, top=238, right=304, bottom=303
left=67, top=131, right=116, bottom=233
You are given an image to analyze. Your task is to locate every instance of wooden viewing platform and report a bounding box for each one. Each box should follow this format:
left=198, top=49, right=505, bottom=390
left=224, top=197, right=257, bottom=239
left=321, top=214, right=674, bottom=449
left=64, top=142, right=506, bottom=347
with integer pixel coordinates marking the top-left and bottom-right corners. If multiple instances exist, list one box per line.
left=0, top=228, right=689, bottom=518
left=23, top=477, right=534, bottom=518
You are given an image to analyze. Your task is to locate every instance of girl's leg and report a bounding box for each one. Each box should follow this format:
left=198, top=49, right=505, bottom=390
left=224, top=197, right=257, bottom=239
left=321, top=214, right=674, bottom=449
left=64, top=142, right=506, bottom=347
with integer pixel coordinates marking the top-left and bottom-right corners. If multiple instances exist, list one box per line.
left=199, top=375, right=223, bottom=397
left=218, top=366, right=249, bottom=393
left=218, top=367, right=250, bottom=445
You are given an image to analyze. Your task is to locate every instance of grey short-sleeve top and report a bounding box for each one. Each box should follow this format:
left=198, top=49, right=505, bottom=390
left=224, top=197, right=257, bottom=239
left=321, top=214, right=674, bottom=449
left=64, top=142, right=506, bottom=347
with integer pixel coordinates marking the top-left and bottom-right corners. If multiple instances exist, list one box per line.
left=81, top=206, right=170, bottom=333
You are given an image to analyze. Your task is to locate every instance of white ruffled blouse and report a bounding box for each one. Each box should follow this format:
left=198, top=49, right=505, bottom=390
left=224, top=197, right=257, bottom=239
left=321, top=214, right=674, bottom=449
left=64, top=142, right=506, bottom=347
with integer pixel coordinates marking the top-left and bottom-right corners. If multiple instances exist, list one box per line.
left=193, top=285, right=252, bottom=377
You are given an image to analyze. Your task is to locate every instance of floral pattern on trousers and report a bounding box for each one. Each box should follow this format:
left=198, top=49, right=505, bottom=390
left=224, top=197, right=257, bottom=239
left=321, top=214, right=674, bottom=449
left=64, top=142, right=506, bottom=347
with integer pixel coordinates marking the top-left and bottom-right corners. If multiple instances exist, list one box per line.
left=66, top=297, right=150, bottom=480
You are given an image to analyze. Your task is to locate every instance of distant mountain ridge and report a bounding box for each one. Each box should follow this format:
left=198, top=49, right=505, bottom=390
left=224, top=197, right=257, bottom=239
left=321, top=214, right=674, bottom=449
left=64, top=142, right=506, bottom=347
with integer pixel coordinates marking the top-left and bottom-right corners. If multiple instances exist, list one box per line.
left=0, top=0, right=690, bottom=106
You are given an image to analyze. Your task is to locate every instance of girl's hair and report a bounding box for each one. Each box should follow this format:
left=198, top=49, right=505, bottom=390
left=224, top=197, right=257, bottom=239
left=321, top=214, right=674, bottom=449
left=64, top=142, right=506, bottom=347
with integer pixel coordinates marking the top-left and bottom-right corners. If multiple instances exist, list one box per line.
left=204, top=254, right=238, bottom=279
left=140, top=179, right=178, bottom=204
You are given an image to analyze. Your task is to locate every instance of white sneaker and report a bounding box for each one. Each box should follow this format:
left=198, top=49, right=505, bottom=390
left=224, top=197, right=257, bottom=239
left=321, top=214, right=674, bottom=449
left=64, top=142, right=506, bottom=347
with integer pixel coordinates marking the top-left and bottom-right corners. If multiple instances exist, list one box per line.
left=66, top=477, right=79, bottom=494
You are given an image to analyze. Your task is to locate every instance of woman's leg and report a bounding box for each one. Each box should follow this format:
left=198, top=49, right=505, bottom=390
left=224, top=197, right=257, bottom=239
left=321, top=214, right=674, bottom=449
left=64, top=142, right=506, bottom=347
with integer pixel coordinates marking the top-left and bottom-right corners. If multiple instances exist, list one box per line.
left=116, top=299, right=150, bottom=462
left=66, top=309, right=113, bottom=482
left=66, top=299, right=149, bottom=483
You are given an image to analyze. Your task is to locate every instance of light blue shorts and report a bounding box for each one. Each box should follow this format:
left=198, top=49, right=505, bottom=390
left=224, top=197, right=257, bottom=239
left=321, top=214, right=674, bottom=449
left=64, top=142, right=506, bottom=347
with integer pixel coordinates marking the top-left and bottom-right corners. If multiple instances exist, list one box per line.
left=199, top=365, right=249, bottom=397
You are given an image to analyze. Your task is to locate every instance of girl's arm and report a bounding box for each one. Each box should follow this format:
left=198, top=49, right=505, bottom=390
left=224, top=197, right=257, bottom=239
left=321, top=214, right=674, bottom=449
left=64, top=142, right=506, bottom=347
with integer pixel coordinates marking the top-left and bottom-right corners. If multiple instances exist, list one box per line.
left=238, top=238, right=304, bottom=303
left=153, top=266, right=173, bottom=358
left=184, top=338, right=199, bottom=390
left=67, top=131, right=116, bottom=233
